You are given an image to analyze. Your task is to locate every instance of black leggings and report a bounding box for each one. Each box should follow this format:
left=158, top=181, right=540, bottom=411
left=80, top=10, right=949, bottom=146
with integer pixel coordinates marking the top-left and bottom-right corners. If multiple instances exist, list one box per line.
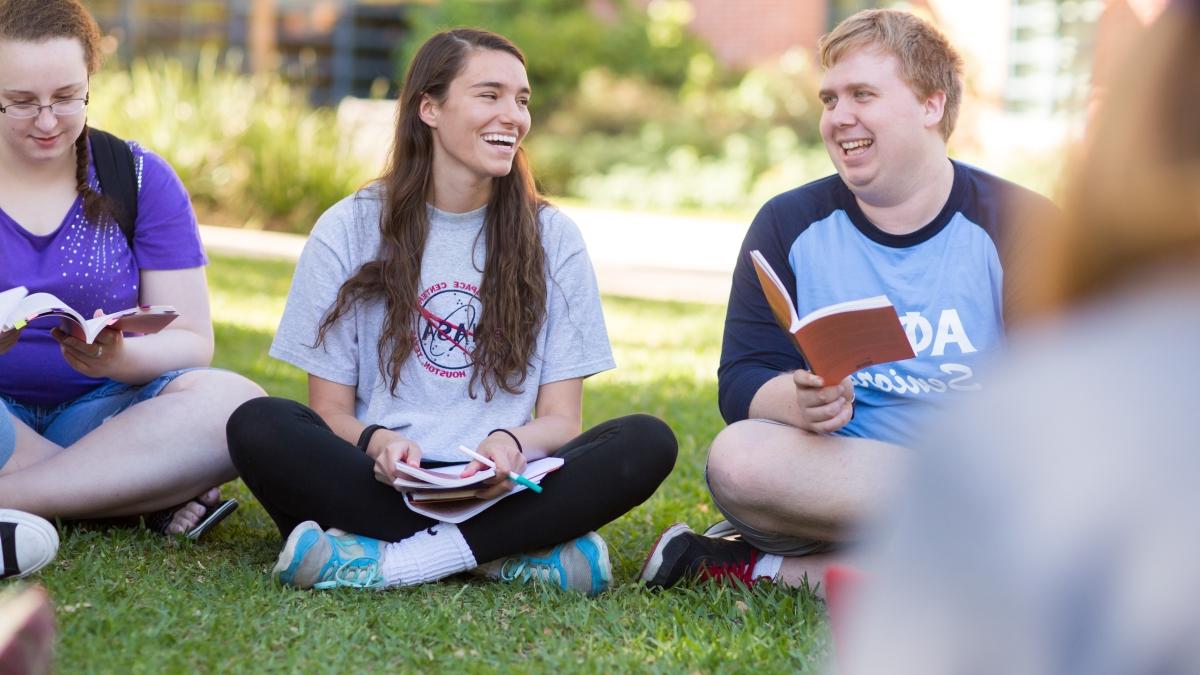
left=226, top=398, right=677, bottom=563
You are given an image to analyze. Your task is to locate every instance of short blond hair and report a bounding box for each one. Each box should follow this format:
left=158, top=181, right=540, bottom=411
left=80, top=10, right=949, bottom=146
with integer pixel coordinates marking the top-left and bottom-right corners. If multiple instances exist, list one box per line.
left=818, top=9, right=963, bottom=140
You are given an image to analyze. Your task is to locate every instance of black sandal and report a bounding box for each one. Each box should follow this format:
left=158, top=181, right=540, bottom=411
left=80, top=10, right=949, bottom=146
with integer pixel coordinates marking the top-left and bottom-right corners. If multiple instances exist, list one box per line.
left=145, top=499, right=238, bottom=540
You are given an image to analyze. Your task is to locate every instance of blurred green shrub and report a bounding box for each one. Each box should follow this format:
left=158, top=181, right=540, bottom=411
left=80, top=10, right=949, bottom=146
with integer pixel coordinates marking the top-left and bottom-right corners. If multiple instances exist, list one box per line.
left=402, top=0, right=711, bottom=118
left=88, top=53, right=373, bottom=233
left=404, top=0, right=838, bottom=214
left=529, top=49, right=831, bottom=212
left=85, top=2, right=847, bottom=227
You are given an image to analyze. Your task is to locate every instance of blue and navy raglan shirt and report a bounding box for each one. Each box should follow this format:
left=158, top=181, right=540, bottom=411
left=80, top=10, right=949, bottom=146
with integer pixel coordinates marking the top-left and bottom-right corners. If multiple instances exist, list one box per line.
left=718, top=160, right=1053, bottom=447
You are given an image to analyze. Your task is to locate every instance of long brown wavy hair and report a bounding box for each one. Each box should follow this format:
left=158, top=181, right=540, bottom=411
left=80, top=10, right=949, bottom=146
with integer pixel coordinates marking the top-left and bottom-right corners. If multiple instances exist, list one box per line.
left=316, top=29, right=548, bottom=401
left=0, top=0, right=114, bottom=225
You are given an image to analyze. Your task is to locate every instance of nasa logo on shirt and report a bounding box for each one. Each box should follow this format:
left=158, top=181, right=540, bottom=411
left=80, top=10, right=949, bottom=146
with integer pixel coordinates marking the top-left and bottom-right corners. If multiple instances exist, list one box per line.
left=413, top=280, right=479, bottom=379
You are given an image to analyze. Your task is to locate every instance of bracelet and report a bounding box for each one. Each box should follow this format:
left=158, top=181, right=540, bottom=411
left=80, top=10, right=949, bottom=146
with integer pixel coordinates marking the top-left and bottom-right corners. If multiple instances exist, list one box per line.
left=487, top=428, right=523, bottom=454
left=357, top=424, right=386, bottom=453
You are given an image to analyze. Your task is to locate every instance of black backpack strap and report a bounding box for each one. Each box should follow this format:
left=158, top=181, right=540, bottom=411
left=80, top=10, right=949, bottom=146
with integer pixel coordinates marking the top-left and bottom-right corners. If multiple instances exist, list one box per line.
left=88, top=128, right=139, bottom=249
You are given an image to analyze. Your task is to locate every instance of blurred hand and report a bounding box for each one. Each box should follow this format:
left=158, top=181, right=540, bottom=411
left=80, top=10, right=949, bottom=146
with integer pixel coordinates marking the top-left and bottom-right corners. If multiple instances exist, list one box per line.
left=792, top=369, right=855, bottom=434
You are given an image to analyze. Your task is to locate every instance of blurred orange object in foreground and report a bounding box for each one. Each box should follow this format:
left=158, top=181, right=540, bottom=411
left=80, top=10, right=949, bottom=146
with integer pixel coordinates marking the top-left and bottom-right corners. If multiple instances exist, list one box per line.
left=824, top=564, right=866, bottom=669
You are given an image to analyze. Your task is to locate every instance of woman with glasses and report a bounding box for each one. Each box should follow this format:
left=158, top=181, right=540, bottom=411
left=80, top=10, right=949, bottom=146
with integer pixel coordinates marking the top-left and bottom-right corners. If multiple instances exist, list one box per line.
left=0, top=0, right=263, bottom=544
left=226, top=29, right=677, bottom=595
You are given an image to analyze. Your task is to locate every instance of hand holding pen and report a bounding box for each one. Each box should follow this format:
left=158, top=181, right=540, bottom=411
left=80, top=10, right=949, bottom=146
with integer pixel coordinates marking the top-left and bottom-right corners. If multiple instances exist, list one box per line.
left=457, top=444, right=543, bottom=496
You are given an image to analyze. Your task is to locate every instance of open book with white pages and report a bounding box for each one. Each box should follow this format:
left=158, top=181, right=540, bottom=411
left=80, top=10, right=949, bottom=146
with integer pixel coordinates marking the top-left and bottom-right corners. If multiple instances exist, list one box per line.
left=392, top=456, right=564, bottom=524
left=0, top=286, right=178, bottom=343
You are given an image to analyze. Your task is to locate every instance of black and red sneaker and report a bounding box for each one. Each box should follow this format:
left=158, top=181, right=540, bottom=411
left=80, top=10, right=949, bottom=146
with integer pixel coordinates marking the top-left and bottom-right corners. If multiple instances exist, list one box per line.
left=639, top=522, right=762, bottom=589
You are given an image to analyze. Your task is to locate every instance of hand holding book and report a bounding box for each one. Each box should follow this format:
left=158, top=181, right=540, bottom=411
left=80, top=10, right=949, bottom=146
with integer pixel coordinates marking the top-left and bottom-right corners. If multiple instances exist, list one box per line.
left=51, top=311, right=125, bottom=376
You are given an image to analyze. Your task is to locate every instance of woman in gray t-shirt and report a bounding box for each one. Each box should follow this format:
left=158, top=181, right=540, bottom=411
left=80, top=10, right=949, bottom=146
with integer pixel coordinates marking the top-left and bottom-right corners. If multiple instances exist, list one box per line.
left=227, top=28, right=677, bottom=596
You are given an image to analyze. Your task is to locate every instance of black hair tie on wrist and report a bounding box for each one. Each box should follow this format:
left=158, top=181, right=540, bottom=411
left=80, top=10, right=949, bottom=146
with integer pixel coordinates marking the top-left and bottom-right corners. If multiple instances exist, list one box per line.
left=357, top=424, right=386, bottom=453
left=487, top=428, right=523, bottom=454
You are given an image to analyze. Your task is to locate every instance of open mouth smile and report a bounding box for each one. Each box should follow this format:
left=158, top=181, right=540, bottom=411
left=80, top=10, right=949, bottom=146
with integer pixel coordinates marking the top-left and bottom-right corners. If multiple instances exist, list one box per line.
left=482, top=133, right=517, bottom=149
left=839, top=139, right=873, bottom=156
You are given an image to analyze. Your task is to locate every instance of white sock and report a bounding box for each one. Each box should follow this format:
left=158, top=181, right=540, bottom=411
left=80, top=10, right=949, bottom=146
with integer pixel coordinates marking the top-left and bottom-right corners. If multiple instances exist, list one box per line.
left=751, top=553, right=783, bottom=581
left=379, top=524, right=477, bottom=588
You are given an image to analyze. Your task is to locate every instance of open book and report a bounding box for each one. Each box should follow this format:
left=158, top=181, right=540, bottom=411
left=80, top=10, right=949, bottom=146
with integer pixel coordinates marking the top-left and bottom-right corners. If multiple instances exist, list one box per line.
left=749, top=250, right=916, bottom=383
left=393, top=456, right=564, bottom=524
left=0, top=286, right=179, bottom=344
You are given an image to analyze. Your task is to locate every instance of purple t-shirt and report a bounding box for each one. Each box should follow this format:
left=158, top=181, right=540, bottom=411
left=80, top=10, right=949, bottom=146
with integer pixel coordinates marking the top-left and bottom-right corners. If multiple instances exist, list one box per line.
left=0, top=140, right=207, bottom=407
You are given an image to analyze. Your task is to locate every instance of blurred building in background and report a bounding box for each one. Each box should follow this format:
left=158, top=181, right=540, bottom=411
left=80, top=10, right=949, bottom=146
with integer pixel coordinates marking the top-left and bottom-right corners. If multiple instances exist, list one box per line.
left=85, top=0, right=410, bottom=104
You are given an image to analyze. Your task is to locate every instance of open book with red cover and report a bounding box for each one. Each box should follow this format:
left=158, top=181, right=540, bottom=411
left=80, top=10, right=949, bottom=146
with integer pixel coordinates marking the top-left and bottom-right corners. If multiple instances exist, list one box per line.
left=749, top=250, right=916, bottom=383
left=0, top=286, right=178, bottom=344
left=392, top=456, right=564, bottom=524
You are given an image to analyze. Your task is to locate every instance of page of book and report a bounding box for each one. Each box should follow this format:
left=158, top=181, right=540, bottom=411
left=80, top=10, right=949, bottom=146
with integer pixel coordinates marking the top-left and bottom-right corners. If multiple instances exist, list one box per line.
left=1, top=286, right=179, bottom=343
left=749, top=250, right=802, bottom=332
left=0, top=287, right=27, bottom=328
left=392, top=462, right=497, bottom=489
left=399, top=457, right=564, bottom=524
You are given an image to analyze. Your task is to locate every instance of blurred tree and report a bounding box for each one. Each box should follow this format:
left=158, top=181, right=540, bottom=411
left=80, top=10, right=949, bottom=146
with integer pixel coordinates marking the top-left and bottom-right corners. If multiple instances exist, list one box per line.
left=400, top=0, right=714, bottom=116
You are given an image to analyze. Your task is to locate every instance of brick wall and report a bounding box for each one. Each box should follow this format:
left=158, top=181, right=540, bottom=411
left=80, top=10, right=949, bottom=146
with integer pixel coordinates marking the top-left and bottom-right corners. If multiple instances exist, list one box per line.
left=593, top=0, right=831, bottom=67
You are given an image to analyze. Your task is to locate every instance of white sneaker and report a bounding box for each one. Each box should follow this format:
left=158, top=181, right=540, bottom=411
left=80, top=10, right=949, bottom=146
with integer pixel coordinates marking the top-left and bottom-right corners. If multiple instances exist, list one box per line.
left=0, top=510, right=59, bottom=580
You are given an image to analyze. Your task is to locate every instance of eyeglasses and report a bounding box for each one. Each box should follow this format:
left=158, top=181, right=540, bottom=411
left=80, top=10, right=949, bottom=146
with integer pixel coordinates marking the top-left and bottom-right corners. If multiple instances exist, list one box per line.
left=0, top=95, right=89, bottom=119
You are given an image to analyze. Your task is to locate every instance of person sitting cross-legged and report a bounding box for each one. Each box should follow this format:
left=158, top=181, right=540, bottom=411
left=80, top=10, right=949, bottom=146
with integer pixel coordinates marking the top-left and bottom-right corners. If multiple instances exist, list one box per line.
left=640, top=8, right=1053, bottom=593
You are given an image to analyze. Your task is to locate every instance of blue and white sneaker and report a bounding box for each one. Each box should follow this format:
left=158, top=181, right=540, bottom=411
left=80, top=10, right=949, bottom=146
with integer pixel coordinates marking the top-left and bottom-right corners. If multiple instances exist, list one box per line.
left=272, top=521, right=386, bottom=590
left=477, top=532, right=611, bottom=597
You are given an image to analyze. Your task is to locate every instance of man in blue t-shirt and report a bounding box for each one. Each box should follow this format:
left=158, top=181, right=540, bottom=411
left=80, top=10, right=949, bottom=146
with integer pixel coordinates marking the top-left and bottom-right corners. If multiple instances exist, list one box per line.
left=641, top=8, right=1053, bottom=591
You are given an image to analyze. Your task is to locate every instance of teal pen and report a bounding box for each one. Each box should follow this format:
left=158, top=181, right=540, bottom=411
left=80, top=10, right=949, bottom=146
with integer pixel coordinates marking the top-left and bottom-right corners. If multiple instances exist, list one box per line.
left=456, top=445, right=543, bottom=494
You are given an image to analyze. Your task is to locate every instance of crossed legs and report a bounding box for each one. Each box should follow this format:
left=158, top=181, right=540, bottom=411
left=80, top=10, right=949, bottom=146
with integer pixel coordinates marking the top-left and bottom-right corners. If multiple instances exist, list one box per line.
left=704, top=418, right=908, bottom=590
left=0, top=370, right=265, bottom=524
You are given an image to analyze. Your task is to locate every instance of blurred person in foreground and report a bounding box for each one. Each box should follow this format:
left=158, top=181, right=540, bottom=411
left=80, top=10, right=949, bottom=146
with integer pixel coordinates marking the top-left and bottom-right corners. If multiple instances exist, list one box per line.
left=0, top=584, right=54, bottom=675
left=841, top=2, right=1200, bottom=672
left=641, top=8, right=1052, bottom=591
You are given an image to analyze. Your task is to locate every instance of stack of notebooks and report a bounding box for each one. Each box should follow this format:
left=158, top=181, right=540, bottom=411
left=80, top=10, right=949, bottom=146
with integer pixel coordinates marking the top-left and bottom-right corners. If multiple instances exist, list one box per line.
left=392, top=457, right=563, bottom=523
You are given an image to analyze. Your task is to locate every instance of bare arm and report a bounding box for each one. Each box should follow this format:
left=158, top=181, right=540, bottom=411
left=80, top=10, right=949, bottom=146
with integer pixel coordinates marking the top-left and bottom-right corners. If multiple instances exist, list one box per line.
left=488, top=376, right=584, bottom=462
left=308, top=374, right=425, bottom=488
left=465, top=377, right=585, bottom=499
left=748, top=370, right=856, bottom=434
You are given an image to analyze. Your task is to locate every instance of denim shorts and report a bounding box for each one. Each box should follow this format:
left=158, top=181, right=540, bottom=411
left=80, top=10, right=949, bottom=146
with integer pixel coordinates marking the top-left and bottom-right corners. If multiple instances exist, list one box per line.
left=0, top=368, right=203, bottom=470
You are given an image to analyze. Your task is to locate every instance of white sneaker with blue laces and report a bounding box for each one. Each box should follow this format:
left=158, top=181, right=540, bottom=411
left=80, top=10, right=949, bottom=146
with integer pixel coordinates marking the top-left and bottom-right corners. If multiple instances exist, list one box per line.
left=475, top=532, right=611, bottom=597
left=273, top=521, right=386, bottom=590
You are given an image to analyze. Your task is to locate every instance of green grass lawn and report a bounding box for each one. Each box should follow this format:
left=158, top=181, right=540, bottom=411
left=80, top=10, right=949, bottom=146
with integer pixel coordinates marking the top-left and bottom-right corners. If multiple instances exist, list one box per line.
left=32, top=253, right=831, bottom=673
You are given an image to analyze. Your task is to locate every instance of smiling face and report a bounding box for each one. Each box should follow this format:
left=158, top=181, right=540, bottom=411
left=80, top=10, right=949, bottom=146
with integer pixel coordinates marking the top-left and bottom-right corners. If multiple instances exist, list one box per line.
left=420, top=48, right=531, bottom=193
left=818, top=47, right=946, bottom=203
left=0, top=37, right=89, bottom=169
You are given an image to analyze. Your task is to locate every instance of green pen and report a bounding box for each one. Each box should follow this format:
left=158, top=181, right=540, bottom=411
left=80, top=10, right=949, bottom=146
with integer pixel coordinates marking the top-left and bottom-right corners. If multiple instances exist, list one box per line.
left=456, top=444, right=543, bottom=494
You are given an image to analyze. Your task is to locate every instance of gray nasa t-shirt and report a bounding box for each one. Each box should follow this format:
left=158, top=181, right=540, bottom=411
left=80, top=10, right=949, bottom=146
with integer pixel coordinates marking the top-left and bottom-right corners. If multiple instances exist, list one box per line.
left=270, top=188, right=615, bottom=461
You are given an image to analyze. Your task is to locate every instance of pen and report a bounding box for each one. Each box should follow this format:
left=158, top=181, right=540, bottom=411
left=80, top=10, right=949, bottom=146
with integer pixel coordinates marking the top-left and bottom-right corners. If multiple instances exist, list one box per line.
left=456, top=444, right=543, bottom=494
